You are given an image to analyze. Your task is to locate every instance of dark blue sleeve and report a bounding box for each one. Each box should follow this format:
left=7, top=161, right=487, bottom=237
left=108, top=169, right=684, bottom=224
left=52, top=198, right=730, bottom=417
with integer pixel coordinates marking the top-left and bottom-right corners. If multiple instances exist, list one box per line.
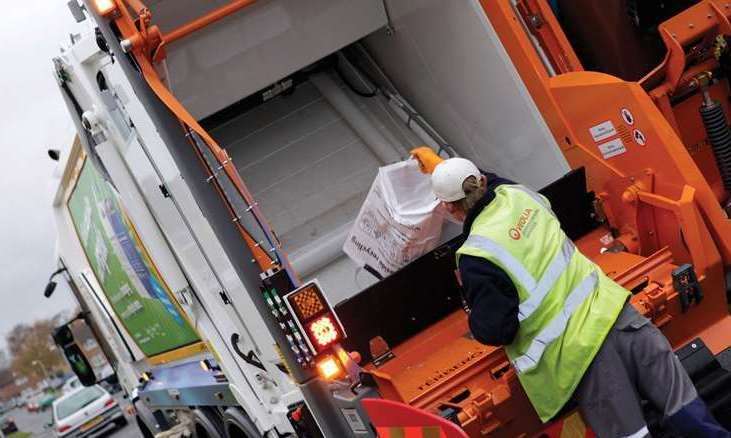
left=459, top=255, right=520, bottom=346
left=482, top=171, right=514, bottom=188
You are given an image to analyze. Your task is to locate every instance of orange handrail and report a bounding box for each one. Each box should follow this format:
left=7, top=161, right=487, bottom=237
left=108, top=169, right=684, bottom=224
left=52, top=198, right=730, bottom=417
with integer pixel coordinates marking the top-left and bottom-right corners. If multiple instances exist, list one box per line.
left=124, top=0, right=148, bottom=16
left=163, top=0, right=257, bottom=45
left=110, top=0, right=292, bottom=274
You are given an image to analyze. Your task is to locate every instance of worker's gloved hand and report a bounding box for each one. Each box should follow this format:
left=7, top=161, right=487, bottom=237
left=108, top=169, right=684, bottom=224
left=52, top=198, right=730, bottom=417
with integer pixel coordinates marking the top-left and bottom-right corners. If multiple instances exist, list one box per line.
left=410, top=146, right=443, bottom=174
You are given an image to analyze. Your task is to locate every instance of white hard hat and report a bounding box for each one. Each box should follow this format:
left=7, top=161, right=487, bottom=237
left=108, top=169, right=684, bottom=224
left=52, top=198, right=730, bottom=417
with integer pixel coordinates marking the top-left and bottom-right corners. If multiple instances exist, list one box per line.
left=431, top=158, right=481, bottom=202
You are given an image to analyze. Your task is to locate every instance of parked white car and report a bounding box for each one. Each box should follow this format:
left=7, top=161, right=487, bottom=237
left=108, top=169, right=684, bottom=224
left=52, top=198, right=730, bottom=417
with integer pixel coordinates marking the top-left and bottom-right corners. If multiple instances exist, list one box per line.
left=52, top=385, right=126, bottom=437
left=61, top=377, right=81, bottom=394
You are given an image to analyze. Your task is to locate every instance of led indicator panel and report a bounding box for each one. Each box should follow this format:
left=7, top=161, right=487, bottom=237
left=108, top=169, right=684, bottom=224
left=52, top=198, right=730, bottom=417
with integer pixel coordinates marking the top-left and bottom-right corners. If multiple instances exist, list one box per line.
left=291, top=285, right=325, bottom=320
left=284, top=281, right=345, bottom=354
left=309, top=316, right=339, bottom=347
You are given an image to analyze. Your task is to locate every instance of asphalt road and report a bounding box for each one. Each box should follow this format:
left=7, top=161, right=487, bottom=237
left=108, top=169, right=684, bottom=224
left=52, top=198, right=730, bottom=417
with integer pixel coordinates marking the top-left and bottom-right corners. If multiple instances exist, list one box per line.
left=6, top=394, right=139, bottom=438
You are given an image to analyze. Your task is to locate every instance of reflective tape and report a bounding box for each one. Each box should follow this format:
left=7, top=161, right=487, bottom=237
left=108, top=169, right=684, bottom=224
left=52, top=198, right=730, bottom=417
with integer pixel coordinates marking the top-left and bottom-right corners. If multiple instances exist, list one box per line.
left=510, top=185, right=554, bottom=214
left=518, top=238, right=576, bottom=322
left=623, top=426, right=650, bottom=438
left=463, top=235, right=537, bottom=291
left=513, top=271, right=598, bottom=374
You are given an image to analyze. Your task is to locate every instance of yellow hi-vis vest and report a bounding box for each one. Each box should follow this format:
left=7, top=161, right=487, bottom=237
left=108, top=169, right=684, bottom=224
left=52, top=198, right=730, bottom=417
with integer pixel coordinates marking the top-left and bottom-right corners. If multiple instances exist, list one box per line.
left=456, top=184, right=629, bottom=422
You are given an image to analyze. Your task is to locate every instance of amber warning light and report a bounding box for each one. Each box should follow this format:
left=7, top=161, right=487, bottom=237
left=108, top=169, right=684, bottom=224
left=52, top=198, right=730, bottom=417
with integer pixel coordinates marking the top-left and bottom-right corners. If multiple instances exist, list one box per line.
left=284, top=281, right=345, bottom=355
left=92, top=0, right=118, bottom=16
left=316, top=355, right=343, bottom=380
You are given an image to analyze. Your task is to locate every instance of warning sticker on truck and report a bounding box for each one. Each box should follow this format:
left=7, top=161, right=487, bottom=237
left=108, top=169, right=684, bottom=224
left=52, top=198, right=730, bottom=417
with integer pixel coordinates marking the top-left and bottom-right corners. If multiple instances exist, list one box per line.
left=589, top=120, right=617, bottom=142
left=633, top=128, right=647, bottom=146
left=620, top=108, right=635, bottom=125
left=598, top=138, right=627, bottom=159
left=341, top=408, right=368, bottom=434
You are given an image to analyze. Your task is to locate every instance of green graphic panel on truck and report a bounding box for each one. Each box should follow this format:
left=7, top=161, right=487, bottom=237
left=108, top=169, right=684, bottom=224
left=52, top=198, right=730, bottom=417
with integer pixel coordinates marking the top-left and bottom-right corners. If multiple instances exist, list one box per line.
left=68, top=160, right=199, bottom=357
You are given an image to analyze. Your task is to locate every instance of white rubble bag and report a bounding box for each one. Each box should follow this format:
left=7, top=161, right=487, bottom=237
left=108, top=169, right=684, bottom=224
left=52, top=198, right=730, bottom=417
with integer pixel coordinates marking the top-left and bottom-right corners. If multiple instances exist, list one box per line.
left=343, top=159, right=444, bottom=278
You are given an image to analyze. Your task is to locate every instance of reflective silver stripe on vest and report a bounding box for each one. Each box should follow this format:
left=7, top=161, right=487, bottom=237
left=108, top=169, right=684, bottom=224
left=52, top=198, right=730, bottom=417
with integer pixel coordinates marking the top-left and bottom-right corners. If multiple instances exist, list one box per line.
left=518, top=238, right=576, bottom=322
left=622, top=426, right=650, bottom=438
left=512, top=270, right=599, bottom=374
left=463, top=235, right=537, bottom=291
left=511, top=185, right=552, bottom=212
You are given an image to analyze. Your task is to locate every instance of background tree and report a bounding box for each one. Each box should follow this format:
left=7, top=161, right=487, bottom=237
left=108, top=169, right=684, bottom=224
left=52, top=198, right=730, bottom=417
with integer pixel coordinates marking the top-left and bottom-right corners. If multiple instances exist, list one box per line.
left=6, top=323, right=31, bottom=357
left=0, top=349, right=9, bottom=369
left=7, top=315, right=69, bottom=381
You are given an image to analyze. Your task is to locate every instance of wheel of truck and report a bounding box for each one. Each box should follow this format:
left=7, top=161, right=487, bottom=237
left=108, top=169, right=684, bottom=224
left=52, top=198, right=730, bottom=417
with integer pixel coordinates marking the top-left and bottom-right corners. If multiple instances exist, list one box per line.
left=136, top=416, right=155, bottom=438
left=192, top=408, right=226, bottom=438
left=223, top=407, right=260, bottom=438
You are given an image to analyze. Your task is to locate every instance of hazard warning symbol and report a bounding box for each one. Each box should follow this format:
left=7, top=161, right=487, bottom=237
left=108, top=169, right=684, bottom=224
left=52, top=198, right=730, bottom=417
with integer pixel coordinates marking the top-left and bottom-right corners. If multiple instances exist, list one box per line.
left=621, top=108, right=635, bottom=125
left=633, top=129, right=647, bottom=146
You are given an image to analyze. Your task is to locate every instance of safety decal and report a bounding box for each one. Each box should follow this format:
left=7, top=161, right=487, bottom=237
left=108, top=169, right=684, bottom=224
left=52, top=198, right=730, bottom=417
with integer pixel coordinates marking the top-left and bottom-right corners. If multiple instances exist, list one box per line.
left=632, top=129, right=647, bottom=146
left=620, top=108, right=635, bottom=125
left=342, top=408, right=369, bottom=434
left=597, top=138, right=627, bottom=159
left=599, top=233, right=614, bottom=245
left=589, top=120, right=617, bottom=142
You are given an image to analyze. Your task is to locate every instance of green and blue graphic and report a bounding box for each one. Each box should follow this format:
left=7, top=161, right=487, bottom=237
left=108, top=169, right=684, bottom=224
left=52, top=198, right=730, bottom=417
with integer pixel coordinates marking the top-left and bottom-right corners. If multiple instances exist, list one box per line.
left=68, top=160, right=199, bottom=357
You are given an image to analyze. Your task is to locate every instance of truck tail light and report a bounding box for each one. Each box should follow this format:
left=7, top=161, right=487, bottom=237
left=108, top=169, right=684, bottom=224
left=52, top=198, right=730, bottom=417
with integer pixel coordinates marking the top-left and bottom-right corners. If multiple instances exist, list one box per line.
left=92, top=0, right=117, bottom=16
left=308, top=315, right=340, bottom=348
left=104, top=398, right=116, bottom=408
left=316, top=355, right=343, bottom=380
left=58, top=424, right=71, bottom=433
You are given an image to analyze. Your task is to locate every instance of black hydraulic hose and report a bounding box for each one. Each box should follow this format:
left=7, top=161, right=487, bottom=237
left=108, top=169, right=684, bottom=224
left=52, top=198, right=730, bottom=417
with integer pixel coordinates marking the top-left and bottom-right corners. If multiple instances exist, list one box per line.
left=699, top=99, right=731, bottom=193
left=334, top=62, right=376, bottom=98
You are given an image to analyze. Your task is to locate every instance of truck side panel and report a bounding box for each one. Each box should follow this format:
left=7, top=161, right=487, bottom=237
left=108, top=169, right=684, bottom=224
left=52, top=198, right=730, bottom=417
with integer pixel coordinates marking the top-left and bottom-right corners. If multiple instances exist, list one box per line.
left=364, top=0, right=570, bottom=189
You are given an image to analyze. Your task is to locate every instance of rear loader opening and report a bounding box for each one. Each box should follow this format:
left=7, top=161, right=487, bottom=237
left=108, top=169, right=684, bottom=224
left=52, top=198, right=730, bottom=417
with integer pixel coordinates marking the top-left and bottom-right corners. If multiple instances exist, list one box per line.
left=201, top=53, right=461, bottom=304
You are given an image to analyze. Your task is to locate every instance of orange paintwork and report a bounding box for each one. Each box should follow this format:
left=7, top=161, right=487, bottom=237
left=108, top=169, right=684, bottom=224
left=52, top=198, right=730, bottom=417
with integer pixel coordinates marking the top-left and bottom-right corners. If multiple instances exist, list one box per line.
left=513, top=0, right=583, bottom=75
left=480, top=0, right=731, bottom=322
left=640, top=1, right=731, bottom=205
left=366, top=311, right=542, bottom=437
left=642, top=1, right=731, bottom=92
left=480, top=0, right=731, bottom=266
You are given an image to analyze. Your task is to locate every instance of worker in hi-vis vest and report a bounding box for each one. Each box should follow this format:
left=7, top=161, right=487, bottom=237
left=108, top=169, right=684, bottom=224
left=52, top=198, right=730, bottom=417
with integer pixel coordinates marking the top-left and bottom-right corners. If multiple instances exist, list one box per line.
left=429, top=157, right=728, bottom=437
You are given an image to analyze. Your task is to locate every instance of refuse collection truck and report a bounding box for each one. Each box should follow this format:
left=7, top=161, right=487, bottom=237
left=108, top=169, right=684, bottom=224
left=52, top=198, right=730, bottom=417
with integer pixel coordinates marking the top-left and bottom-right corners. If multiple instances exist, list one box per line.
left=49, top=0, right=731, bottom=436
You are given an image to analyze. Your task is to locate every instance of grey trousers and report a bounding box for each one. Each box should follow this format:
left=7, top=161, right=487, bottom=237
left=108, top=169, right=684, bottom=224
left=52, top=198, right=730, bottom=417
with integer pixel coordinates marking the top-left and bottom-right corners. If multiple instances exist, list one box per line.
left=574, top=303, right=697, bottom=438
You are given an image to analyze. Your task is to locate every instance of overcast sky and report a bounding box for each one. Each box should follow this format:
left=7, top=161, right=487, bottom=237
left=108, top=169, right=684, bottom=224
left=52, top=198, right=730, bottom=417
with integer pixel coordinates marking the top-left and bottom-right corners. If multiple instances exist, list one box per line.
left=0, top=3, right=81, bottom=350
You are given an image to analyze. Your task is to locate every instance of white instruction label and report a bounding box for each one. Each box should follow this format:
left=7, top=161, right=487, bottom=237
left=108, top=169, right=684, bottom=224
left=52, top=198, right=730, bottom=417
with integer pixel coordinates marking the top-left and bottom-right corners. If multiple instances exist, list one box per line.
left=341, top=408, right=368, bottom=434
left=598, top=138, right=627, bottom=159
left=589, top=120, right=617, bottom=142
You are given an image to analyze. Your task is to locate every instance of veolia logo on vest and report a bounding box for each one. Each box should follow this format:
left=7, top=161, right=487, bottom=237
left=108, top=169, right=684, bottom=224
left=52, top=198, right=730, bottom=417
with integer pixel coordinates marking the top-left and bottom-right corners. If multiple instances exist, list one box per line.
left=509, top=207, right=539, bottom=240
